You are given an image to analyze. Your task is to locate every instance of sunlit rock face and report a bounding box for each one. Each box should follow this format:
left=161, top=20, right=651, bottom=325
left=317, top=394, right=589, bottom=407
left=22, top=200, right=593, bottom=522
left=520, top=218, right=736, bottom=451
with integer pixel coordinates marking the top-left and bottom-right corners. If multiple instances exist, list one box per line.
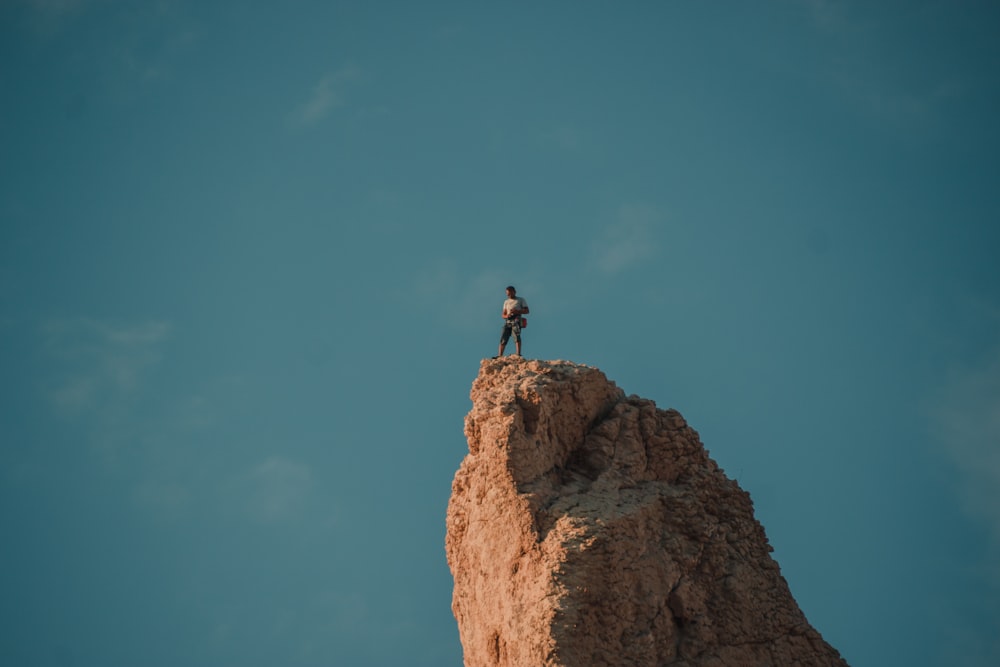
left=446, top=357, right=848, bottom=667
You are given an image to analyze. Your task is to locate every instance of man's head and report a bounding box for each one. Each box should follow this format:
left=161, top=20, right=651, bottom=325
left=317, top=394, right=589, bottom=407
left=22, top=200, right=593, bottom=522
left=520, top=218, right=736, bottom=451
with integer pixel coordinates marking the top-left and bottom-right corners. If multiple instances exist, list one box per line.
left=505, top=286, right=516, bottom=297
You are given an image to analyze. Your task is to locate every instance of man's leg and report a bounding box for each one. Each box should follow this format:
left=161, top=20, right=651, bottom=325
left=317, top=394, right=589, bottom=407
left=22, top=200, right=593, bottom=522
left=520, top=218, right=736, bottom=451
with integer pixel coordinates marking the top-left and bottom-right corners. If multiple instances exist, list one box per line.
left=498, top=324, right=510, bottom=357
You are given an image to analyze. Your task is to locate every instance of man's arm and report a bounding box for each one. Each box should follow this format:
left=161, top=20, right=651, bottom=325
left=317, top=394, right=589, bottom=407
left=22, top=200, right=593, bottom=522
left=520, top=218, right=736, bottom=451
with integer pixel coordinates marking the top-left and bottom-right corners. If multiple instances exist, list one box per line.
left=505, top=304, right=528, bottom=317
left=503, top=299, right=529, bottom=317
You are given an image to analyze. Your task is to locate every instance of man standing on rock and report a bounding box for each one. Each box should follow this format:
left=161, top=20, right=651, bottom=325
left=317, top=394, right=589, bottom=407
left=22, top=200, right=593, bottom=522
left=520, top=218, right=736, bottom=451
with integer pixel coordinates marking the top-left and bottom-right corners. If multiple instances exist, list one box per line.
left=496, top=285, right=529, bottom=358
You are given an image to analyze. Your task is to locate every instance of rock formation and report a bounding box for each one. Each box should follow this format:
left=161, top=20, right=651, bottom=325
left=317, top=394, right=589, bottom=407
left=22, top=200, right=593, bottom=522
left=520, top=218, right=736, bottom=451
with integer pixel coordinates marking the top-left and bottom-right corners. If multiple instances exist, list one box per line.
left=445, top=357, right=848, bottom=667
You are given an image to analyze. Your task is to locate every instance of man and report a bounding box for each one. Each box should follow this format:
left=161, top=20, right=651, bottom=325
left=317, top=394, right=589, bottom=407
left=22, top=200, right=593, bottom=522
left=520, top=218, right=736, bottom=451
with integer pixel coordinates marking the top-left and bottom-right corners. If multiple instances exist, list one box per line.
left=497, top=285, right=529, bottom=358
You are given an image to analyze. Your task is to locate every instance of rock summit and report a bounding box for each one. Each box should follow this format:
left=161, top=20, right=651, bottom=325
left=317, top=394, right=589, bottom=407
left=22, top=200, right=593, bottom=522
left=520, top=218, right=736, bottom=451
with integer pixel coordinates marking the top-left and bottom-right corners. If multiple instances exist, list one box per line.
left=445, top=357, right=847, bottom=666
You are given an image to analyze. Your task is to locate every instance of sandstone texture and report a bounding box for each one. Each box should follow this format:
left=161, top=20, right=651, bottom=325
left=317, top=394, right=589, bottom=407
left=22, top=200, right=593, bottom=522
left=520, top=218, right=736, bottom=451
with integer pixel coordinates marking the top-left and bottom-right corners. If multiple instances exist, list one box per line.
left=445, top=357, right=848, bottom=667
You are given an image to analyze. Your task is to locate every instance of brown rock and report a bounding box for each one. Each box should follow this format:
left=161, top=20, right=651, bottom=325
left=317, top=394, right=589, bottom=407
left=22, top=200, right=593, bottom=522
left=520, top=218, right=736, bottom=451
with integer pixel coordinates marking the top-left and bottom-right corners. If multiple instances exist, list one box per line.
left=445, top=357, right=848, bottom=667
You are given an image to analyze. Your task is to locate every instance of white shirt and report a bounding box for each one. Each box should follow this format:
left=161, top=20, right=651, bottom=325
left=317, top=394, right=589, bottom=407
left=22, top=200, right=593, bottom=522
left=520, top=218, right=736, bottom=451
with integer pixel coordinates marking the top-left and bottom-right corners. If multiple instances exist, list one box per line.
left=503, top=296, right=528, bottom=318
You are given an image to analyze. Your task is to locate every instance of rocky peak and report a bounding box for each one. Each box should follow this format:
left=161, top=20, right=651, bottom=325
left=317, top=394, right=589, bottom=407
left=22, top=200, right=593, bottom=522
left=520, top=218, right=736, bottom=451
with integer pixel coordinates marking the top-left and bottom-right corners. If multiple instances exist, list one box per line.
left=445, top=357, right=848, bottom=666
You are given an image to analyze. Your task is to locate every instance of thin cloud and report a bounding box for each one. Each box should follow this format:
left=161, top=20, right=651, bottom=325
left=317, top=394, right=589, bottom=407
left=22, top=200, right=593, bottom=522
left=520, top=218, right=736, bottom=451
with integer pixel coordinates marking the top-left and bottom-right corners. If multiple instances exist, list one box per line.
left=24, top=0, right=86, bottom=15
left=18, top=1, right=201, bottom=88
left=42, top=318, right=170, bottom=414
left=290, top=66, right=361, bottom=127
left=133, top=480, right=193, bottom=520
left=935, top=345, right=1000, bottom=547
left=549, top=125, right=584, bottom=151
left=411, top=260, right=509, bottom=331
left=38, top=317, right=171, bottom=469
left=831, top=66, right=947, bottom=127
left=50, top=375, right=100, bottom=413
left=592, top=204, right=660, bottom=274
left=797, top=1, right=964, bottom=128
left=237, top=457, right=314, bottom=523
left=800, top=0, right=848, bottom=30
left=932, top=340, right=1000, bottom=664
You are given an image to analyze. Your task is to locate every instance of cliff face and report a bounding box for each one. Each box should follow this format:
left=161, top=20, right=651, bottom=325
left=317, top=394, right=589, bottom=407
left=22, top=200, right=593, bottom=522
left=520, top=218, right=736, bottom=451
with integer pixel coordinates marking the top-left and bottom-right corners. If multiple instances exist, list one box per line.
left=445, top=357, right=848, bottom=667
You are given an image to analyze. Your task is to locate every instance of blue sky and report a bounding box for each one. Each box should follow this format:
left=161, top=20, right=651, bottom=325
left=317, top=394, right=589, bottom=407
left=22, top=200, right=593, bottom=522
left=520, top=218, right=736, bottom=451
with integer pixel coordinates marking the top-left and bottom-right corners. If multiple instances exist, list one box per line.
left=1, top=1, right=998, bottom=665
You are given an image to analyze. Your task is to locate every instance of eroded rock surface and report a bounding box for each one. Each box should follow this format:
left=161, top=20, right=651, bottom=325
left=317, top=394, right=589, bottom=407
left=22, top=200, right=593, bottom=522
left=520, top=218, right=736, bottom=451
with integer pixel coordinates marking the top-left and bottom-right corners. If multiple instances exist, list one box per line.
left=445, top=357, right=847, bottom=667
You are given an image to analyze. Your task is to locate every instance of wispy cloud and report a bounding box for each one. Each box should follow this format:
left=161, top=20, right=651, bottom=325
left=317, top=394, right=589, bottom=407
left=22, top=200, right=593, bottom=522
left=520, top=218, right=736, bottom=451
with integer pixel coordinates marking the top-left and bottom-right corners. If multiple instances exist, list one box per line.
left=800, top=0, right=849, bottom=30
left=592, top=204, right=660, bottom=274
left=410, top=261, right=511, bottom=331
left=37, top=319, right=317, bottom=526
left=797, top=1, right=966, bottom=129
left=38, top=317, right=172, bottom=473
left=830, top=66, right=960, bottom=127
left=42, top=318, right=170, bottom=415
left=289, top=66, right=361, bottom=127
left=133, top=480, right=193, bottom=520
left=234, top=457, right=315, bottom=523
left=935, top=345, right=1000, bottom=547
left=932, top=338, right=1000, bottom=664
left=19, top=0, right=201, bottom=91
left=549, top=124, right=585, bottom=151
left=24, top=0, right=86, bottom=15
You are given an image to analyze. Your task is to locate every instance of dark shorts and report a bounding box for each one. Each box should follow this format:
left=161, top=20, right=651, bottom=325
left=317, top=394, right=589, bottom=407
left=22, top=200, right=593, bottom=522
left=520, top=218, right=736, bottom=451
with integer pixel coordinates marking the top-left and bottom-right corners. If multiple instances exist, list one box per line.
left=500, top=318, right=521, bottom=344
